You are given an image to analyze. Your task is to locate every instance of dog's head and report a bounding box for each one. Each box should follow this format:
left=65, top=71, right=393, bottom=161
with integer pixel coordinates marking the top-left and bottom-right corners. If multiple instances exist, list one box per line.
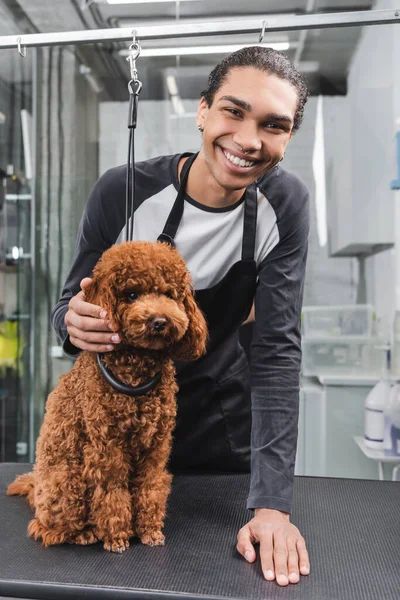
left=85, top=241, right=208, bottom=361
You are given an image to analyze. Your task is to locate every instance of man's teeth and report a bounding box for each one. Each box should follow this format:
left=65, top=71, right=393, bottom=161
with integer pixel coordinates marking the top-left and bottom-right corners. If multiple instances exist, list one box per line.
left=223, top=150, right=255, bottom=168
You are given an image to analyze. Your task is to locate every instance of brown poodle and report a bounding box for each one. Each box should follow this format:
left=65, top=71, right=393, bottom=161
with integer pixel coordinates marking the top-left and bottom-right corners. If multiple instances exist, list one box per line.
left=7, top=241, right=207, bottom=553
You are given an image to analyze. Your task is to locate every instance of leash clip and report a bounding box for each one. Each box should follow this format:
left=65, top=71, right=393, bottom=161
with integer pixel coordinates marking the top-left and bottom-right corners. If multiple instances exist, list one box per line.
left=126, top=31, right=142, bottom=92
left=126, top=30, right=142, bottom=128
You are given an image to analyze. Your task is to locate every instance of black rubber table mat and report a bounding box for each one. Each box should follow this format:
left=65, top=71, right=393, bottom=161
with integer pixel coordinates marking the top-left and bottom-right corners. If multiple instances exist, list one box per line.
left=0, top=463, right=399, bottom=600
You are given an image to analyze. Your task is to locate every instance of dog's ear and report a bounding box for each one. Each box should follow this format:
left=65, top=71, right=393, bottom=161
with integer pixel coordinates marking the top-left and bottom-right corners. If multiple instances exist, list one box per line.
left=169, top=284, right=208, bottom=361
left=83, top=277, right=101, bottom=306
left=84, top=275, right=121, bottom=329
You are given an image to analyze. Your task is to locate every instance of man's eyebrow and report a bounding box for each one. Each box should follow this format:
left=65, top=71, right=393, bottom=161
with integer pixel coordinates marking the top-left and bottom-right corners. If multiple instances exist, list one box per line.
left=218, top=95, right=293, bottom=125
left=219, top=95, right=252, bottom=112
left=266, top=113, right=294, bottom=126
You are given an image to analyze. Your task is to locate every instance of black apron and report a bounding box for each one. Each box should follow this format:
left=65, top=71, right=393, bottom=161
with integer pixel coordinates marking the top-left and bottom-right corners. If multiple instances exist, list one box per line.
left=158, top=153, right=258, bottom=473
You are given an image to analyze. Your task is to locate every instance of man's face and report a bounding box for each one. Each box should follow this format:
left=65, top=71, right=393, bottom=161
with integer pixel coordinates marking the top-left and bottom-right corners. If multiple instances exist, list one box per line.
left=196, top=67, right=298, bottom=191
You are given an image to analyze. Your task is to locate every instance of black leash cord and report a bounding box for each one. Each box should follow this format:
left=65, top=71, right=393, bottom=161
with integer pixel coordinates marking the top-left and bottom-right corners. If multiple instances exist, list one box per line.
left=129, top=116, right=136, bottom=241
left=125, top=80, right=141, bottom=242
left=125, top=127, right=132, bottom=242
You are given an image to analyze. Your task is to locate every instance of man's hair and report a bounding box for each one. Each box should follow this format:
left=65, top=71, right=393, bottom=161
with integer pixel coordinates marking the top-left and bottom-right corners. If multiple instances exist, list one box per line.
left=201, top=46, right=309, bottom=133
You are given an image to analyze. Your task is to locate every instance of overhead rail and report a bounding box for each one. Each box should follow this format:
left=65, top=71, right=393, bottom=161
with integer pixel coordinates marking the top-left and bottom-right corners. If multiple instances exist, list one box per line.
left=0, top=8, right=399, bottom=51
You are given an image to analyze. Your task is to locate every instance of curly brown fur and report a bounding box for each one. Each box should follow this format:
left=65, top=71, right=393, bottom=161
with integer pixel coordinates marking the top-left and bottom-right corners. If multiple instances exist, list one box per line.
left=7, top=241, right=208, bottom=552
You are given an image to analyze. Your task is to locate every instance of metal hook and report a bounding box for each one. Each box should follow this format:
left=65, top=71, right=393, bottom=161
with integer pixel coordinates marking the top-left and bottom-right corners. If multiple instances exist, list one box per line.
left=17, top=37, right=26, bottom=58
left=126, top=30, right=141, bottom=84
left=259, top=20, right=267, bottom=44
left=128, top=42, right=141, bottom=63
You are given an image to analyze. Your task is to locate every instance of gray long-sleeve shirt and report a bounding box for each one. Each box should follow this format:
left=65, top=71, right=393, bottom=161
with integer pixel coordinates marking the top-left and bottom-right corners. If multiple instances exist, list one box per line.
left=51, top=153, right=309, bottom=513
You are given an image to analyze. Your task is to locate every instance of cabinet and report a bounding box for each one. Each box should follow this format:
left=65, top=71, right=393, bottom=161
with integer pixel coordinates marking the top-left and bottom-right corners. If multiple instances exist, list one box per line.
left=296, top=378, right=378, bottom=479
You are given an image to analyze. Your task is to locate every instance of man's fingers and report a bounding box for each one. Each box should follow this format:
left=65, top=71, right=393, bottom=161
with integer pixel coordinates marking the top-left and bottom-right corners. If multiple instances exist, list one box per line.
left=236, top=527, right=256, bottom=563
left=67, top=313, right=112, bottom=334
left=68, top=296, right=106, bottom=321
left=67, top=326, right=120, bottom=345
left=297, top=537, right=310, bottom=575
left=69, top=335, right=115, bottom=353
left=68, top=325, right=120, bottom=353
left=287, top=536, right=300, bottom=584
left=272, top=533, right=289, bottom=586
left=257, top=529, right=275, bottom=581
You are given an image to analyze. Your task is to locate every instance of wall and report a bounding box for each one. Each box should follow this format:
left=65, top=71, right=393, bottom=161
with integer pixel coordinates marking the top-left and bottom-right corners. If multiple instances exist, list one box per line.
left=323, top=0, right=400, bottom=337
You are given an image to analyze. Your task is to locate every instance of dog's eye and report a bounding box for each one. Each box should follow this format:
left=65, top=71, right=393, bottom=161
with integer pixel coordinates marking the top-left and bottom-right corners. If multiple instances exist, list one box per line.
left=165, top=291, right=174, bottom=299
left=126, top=292, right=138, bottom=303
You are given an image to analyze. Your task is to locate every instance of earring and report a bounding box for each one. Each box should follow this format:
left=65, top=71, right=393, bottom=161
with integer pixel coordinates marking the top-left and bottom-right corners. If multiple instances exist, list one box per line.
left=198, top=125, right=203, bottom=132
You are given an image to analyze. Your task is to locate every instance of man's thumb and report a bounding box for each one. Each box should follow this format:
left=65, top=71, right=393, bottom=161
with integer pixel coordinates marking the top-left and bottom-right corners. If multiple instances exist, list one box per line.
left=236, top=526, right=256, bottom=563
left=80, top=277, right=93, bottom=292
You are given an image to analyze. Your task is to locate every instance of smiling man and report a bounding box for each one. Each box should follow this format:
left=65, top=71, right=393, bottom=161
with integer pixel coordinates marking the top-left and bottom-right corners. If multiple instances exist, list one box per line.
left=52, top=47, right=310, bottom=586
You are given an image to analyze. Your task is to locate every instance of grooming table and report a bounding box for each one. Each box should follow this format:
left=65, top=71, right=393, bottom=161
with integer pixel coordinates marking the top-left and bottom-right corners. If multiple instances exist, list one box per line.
left=0, top=463, right=399, bottom=600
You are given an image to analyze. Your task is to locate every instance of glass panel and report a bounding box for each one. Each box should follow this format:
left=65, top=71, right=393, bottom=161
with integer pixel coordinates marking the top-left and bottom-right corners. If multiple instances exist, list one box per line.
left=31, top=45, right=100, bottom=447
left=0, top=47, right=33, bottom=462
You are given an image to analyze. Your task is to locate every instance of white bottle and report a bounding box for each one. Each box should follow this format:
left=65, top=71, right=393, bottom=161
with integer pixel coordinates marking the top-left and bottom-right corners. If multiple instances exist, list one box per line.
left=364, top=379, right=391, bottom=450
left=383, top=383, right=400, bottom=456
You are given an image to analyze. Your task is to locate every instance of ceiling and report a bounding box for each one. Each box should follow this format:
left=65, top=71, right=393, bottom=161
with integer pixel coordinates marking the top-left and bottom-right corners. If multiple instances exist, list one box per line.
left=0, top=0, right=382, bottom=100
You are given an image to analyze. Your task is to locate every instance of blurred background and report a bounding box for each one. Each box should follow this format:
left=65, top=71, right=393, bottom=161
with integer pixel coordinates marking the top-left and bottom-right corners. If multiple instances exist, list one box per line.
left=0, top=0, right=400, bottom=483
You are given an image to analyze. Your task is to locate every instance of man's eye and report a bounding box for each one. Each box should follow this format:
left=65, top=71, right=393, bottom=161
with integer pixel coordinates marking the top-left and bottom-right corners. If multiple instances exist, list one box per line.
left=264, top=122, right=286, bottom=131
left=126, top=292, right=138, bottom=303
left=225, top=108, right=242, bottom=118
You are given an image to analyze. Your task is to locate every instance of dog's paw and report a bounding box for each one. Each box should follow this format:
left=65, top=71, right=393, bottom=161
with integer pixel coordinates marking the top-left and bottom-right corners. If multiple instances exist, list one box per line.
left=140, top=530, right=165, bottom=547
left=27, top=517, right=45, bottom=541
left=103, top=537, right=130, bottom=554
left=68, top=529, right=98, bottom=546
left=27, top=518, right=66, bottom=546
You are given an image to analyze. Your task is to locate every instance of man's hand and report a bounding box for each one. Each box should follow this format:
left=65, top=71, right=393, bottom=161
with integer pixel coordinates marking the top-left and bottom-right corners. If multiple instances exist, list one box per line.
left=65, top=277, right=121, bottom=353
left=236, top=508, right=310, bottom=586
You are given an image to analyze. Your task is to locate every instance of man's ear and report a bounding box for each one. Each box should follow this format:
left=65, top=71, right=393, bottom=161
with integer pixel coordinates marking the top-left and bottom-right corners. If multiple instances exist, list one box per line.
left=197, top=96, right=208, bottom=131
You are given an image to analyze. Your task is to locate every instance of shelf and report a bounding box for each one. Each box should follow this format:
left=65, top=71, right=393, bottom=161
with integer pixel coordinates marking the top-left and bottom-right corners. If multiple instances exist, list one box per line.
left=5, top=194, right=32, bottom=201
left=354, top=436, right=400, bottom=463
left=317, top=375, right=381, bottom=386
left=330, top=242, right=394, bottom=257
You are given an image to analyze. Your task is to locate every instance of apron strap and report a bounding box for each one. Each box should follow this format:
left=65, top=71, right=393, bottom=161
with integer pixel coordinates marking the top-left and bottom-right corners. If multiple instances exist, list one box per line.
left=158, top=153, right=198, bottom=244
left=241, top=183, right=258, bottom=261
left=158, top=152, right=258, bottom=263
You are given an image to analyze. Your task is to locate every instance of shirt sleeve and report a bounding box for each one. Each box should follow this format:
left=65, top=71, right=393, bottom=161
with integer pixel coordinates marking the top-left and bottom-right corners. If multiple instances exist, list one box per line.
left=246, top=188, right=310, bottom=513
left=51, top=171, right=118, bottom=358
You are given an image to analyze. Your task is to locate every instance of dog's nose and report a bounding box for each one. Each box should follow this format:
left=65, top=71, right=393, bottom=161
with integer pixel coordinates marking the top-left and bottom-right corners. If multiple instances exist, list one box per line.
left=151, top=317, right=167, bottom=332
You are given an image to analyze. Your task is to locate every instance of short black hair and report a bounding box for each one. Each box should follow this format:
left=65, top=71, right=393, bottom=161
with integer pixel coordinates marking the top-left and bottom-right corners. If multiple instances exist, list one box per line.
left=201, top=46, right=309, bottom=133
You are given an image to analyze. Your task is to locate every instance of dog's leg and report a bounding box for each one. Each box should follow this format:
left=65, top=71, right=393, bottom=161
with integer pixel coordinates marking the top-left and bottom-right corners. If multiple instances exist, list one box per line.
left=132, top=434, right=173, bottom=547
left=83, top=442, right=133, bottom=553
left=28, top=464, right=88, bottom=547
